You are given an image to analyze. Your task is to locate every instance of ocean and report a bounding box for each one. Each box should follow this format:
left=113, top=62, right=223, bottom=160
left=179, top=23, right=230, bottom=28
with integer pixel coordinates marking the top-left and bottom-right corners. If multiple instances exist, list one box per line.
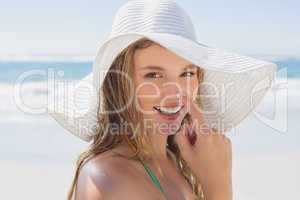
left=0, top=58, right=300, bottom=84
left=0, top=58, right=299, bottom=200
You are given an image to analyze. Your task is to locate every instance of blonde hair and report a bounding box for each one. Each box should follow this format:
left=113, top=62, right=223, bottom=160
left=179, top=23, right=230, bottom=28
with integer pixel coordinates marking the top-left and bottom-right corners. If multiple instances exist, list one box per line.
left=67, top=38, right=205, bottom=200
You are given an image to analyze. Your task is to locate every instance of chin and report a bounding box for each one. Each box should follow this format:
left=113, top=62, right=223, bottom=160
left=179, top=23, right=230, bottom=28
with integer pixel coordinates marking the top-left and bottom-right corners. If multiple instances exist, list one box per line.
left=154, top=114, right=186, bottom=136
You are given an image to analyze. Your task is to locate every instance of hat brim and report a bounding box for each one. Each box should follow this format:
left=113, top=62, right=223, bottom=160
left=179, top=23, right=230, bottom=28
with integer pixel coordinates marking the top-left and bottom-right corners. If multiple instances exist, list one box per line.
left=48, top=32, right=277, bottom=142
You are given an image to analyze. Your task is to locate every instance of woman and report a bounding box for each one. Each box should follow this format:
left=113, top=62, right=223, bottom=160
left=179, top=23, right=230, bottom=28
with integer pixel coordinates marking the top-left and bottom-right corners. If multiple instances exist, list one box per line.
left=73, top=38, right=232, bottom=200
left=47, top=0, right=276, bottom=199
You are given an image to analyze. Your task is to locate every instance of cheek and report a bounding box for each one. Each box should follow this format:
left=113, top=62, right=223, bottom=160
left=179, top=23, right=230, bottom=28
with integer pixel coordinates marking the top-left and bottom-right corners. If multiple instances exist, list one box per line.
left=135, top=82, right=160, bottom=112
left=181, top=79, right=199, bottom=99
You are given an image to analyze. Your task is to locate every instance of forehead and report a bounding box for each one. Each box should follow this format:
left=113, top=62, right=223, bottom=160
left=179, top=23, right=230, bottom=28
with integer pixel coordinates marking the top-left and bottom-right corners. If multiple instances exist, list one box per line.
left=133, top=43, right=195, bottom=70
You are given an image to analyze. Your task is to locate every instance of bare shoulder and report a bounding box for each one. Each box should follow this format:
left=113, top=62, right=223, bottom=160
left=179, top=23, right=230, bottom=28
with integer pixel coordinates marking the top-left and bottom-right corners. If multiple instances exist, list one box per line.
left=75, top=149, right=150, bottom=200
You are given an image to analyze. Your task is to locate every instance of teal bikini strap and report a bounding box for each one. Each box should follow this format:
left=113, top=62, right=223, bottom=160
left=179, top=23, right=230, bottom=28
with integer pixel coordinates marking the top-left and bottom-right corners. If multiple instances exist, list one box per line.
left=139, top=159, right=165, bottom=194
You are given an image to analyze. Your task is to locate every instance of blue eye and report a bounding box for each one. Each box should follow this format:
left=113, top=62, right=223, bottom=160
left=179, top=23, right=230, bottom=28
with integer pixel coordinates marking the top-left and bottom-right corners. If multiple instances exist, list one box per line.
left=144, top=72, right=162, bottom=79
left=181, top=71, right=195, bottom=77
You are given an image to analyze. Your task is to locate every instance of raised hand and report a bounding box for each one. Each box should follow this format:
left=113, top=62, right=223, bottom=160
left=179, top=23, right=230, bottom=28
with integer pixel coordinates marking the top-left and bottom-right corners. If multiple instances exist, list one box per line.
left=174, top=98, right=233, bottom=200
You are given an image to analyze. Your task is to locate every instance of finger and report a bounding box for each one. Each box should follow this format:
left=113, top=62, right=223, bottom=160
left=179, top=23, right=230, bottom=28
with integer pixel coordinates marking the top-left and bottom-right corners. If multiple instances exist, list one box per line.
left=190, top=113, right=213, bottom=136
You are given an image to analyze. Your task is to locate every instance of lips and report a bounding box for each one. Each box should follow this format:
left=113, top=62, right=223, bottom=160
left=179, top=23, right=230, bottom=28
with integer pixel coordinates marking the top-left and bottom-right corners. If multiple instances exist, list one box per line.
left=153, top=104, right=184, bottom=115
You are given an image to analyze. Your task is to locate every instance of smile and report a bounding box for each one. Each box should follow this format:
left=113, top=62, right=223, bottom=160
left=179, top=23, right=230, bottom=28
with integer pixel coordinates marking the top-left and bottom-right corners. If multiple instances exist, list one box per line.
left=153, top=105, right=184, bottom=116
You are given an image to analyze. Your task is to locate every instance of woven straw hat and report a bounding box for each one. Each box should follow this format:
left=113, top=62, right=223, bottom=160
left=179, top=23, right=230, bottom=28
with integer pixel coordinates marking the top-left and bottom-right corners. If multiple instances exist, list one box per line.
left=47, top=0, right=277, bottom=142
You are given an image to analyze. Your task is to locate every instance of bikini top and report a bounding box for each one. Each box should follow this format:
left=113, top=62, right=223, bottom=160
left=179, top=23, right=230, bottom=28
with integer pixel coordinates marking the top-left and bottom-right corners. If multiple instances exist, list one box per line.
left=139, top=158, right=165, bottom=194
left=138, top=149, right=177, bottom=196
left=138, top=151, right=205, bottom=200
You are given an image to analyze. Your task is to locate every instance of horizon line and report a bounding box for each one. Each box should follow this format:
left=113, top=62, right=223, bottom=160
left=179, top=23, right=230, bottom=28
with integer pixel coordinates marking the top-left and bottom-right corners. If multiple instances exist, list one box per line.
left=0, top=53, right=300, bottom=62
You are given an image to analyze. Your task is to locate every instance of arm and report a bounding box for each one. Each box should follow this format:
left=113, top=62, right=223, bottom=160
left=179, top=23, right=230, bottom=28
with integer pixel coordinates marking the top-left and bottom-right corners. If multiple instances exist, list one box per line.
left=75, top=160, right=107, bottom=200
left=175, top=98, right=233, bottom=200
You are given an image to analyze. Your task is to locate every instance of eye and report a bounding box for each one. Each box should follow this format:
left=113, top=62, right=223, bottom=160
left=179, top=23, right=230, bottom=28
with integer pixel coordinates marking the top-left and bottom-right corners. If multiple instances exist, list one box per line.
left=144, top=72, right=162, bottom=79
left=181, top=71, right=195, bottom=77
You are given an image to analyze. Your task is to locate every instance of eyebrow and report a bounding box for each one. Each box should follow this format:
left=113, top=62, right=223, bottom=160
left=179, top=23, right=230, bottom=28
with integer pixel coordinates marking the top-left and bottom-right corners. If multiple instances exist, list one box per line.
left=139, top=64, right=198, bottom=71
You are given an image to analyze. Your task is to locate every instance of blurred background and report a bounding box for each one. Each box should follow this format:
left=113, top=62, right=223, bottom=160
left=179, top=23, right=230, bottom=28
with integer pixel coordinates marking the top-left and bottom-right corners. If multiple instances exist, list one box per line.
left=0, top=0, right=299, bottom=199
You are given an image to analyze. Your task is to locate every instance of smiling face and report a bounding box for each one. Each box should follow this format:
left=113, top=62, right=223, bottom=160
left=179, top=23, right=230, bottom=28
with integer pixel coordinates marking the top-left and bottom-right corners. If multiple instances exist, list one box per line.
left=133, top=42, right=201, bottom=135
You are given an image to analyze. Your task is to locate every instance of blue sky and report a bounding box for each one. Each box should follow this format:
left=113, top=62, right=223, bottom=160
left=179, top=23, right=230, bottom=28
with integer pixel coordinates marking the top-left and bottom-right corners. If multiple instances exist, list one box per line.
left=1, top=0, right=299, bottom=58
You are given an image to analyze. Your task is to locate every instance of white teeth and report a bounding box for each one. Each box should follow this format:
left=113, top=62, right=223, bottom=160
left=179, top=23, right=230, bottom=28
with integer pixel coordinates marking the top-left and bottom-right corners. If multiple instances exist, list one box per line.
left=154, top=106, right=182, bottom=114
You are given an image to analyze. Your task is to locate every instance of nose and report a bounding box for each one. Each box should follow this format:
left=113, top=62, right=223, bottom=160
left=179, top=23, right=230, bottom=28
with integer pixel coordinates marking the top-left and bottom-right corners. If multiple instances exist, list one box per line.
left=160, top=82, right=187, bottom=106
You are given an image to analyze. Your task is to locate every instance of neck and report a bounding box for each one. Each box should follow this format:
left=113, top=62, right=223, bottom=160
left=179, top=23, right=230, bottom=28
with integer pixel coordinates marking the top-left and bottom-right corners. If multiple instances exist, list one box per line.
left=147, top=130, right=169, bottom=162
left=119, top=126, right=172, bottom=163
left=144, top=128, right=177, bottom=179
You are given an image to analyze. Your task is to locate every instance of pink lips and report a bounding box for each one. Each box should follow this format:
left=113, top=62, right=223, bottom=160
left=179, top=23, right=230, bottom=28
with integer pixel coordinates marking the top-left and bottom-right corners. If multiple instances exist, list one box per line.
left=153, top=104, right=185, bottom=121
left=153, top=104, right=184, bottom=113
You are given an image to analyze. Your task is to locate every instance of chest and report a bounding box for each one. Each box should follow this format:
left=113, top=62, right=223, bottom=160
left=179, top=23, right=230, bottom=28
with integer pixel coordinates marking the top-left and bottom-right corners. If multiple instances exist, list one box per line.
left=139, top=170, right=198, bottom=200
left=161, top=176, right=198, bottom=200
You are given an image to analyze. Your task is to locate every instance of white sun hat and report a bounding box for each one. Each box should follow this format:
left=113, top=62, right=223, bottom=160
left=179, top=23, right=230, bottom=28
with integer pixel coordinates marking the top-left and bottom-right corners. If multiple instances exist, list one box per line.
left=47, top=0, right=277, bottom=142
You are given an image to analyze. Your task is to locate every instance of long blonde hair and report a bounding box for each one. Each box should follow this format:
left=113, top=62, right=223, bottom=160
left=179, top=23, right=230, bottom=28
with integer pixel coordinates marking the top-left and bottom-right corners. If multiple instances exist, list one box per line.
left=67, top=38, right=205, bottom=200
